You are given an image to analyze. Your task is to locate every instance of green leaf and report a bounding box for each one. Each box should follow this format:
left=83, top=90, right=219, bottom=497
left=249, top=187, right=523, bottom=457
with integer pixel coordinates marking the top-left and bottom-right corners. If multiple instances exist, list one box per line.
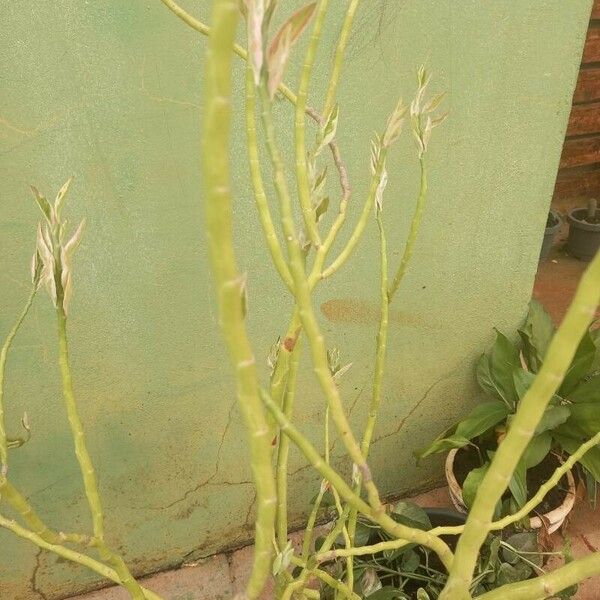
left=495, top=563, right=520, bottom=585
left=564, top=402, right=600, bottom=437
left=522, top=432, right=552, bottom=469
left=400, top=549, right=420, bottom=573
left=354, top=521, right=373, bottom=546
left=508, top=459, right=527, bottom=509
left=535, top=404, right=571, bottom=434
left=569, top=373, right=600, bottom=404
left=591, top=328, right=600, bottom=371
left=416, top=590, right=431, bottom=600
left=415, top=401, right=508, bottom=460
left=455, top=401, right=509, bottom=440
left=366, top=588, right=407, bottom=600
left=414, top=433, right=471, bottom=461
left=316, top=104, right=339, bottom=153
left=267, top=3, right=317, bottom=98
left=463, top=462, right=490, bottom=509
left=30, top=185, right=52, bottom=223
left=518, top=299, right=555, bottom=371
left=477, top=332, right=520, bottom=408
left=314, top=195, right=330, bottom=223
left=391, top=501, right=431, bottom=530
left=559, top=331, right=597, bottom=396
left=513, top=368, right=535, bottom=400
left=503, top=531, right=542, bottom=567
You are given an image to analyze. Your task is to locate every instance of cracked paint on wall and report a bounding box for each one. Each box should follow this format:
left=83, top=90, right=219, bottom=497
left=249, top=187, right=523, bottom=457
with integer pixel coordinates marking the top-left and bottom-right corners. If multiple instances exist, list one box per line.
left=0, top=0, right=593, bottom=597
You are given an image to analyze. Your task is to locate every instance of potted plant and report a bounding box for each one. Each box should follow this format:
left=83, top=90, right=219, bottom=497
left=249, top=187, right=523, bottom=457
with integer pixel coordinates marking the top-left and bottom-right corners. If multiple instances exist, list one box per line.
left=318, top=501, right=575, bottom=599
left=567, top=199, right=600, bottom=261
left=539, top=210, right=561, bottom=262
left=416, top=300, right=600, bottom=532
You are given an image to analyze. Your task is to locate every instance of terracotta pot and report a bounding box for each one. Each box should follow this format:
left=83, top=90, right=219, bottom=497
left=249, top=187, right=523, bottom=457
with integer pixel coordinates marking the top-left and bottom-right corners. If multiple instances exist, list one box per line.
left=445, top=448, right=576, bottom=534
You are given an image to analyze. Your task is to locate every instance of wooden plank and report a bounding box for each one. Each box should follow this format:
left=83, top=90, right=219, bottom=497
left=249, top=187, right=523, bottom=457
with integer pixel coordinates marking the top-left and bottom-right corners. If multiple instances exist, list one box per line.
left=560, top=136, right=600, bottom=168
left=574, top=68, right=600, bottom=103
left=583, top=26, right=600, bottom=63
left=567, top=102, right=600, bottom=136
left=554, top=166, right=600, bottom=199
left=593, top=0, right=600, bottom=19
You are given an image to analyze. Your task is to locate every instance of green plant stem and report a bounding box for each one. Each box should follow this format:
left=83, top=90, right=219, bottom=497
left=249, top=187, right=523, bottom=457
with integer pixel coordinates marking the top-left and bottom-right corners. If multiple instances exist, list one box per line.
left=0, top=284, right=37, bottom=472
left=441, top=249, right=600, bottom=600
left=159, top=0, right=302, bottom=107
left=302, top=482, right=327, bottom=562
left=319, top=426, right=600, bottom=563
left=261, top=392, right=454, bottom=570
left=476, top=552, right=600, bottom=600
left=56, top=309, right=104, bottom=543
left=347, top=210, right=389, bottom=581
left=289, top=555, right=360, bottom=600
left=202, top=3, right=277, bottom=598
left=320, top=148, right=388, bottom=280
left=160, top=0, right=354, bottom=274
left=388, top=157, right=428, bottom=301
left=275, top=316, right=302, bottom=549
left=0, top=514, right=163, bottom=600
left=281, top=572, right=311, bottom=600
left=259, top=84, right=383, bottom=514
left=245, top=66, right=294, bottom=291
left=56, top=306, right=144, bottom=599
left=0, top=478, right=87, bottom=545
left=312, top=567, right=361, bottom=600
left=295, top=0, right=330, bottom=248
left=322, top=0, right=361, bottom=117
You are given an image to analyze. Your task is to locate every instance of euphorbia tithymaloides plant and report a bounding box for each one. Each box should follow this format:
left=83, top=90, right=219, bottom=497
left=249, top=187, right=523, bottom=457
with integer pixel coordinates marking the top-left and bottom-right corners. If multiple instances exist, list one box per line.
left=1, top=2, right=600, bottom=600
left=197, top=1, right=600, bottom=600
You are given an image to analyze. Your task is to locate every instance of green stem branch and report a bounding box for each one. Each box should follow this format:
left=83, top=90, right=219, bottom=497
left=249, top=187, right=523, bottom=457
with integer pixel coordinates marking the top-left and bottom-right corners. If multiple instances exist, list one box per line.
left=0, top=284, right=37, bottom=472
left=441, top=249, right=600, bottom=599
left=0, top=514, right=162, bottom=600
left=202, top=3, right=277, bottom=597
left=388, top=157, right=428, bottom=301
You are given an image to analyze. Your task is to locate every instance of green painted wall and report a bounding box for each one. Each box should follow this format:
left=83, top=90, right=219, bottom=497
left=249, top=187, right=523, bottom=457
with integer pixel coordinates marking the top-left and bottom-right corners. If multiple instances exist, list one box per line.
left=0, top=1, right=592, bottom=597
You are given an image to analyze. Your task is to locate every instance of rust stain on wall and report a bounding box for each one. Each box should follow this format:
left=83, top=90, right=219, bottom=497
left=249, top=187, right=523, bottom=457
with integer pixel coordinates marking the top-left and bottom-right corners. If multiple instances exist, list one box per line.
left=320, top=298, right=427, bottom=327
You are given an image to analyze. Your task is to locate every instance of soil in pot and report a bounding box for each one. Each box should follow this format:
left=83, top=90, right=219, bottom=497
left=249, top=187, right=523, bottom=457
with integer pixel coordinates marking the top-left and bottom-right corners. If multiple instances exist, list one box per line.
left=453, top=443, right=569, bottom=515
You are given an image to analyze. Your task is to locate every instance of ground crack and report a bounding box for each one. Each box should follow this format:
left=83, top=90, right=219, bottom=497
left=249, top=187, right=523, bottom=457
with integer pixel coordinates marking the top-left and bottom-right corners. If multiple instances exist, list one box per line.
left=31, top=548, right=48, bottom=600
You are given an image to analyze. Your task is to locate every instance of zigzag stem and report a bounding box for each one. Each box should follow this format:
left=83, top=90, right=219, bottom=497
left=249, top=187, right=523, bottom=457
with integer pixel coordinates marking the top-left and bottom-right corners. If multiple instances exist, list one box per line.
left=259, top=82, right=384, bottom=515
left=440, top=248, right=600, bottom=600
left=245, top=66, right=294, bottom=291
left=262, top=392, right=454, bottom=570
left=0, top=514, right=163, bottom=600
left=294, top=0, right=331, bottom=248
left=388, top=157, right=428, bottom=301
left=202, top=2, right=277, bottom=597
left=0, top=478, right=87, bottom=546
left=56, top=305, right=144, bottom=599
left=0, top=284, right=37, bottom=472
left=159, top=0, right=353, bottom=261
left=476, top=551, right=600, bottom=600
left=346, top=208, right=390, bottom=583
left=275, top=329, right=301, bottom=551
left=322, top=0, right=362, bottom=118
left=319, top=426, right=600, bottom=564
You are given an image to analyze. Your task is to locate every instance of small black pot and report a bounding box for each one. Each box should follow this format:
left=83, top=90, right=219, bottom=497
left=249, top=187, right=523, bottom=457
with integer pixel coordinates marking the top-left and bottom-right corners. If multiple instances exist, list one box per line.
left=423, top=507, right=466, bottom=550
left=567, top=207, right=600, bottom=261
left=539, top=210, right=561, bottom=262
